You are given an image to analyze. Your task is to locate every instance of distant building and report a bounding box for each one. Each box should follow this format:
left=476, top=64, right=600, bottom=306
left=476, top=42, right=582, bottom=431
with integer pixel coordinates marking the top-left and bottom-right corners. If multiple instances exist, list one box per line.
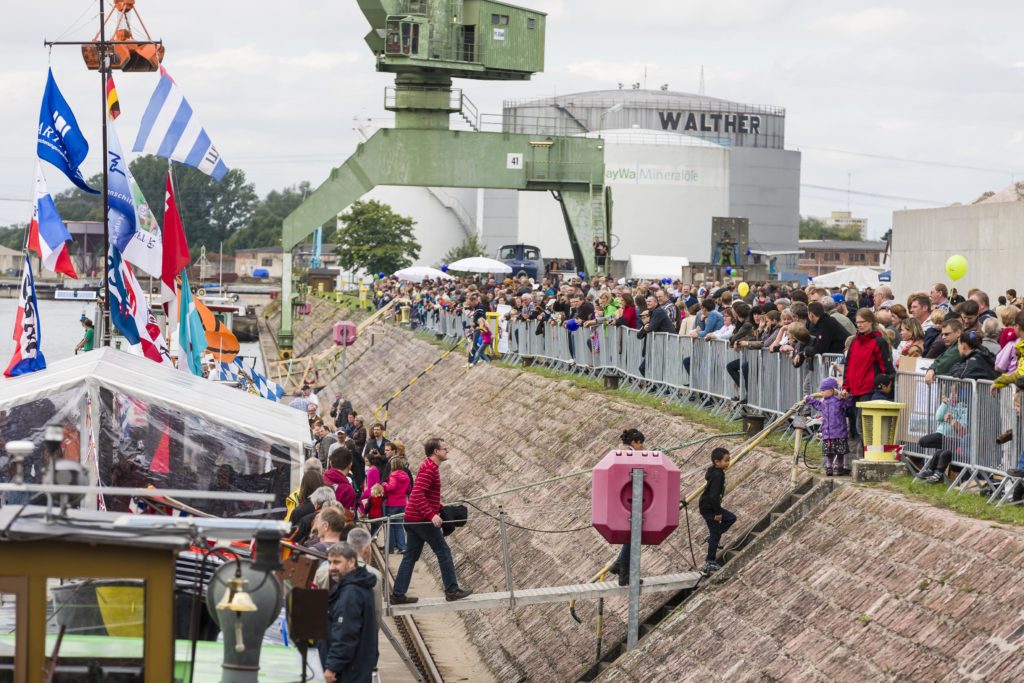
left=825, top=211, right=867, bottom=236
left=892, top=181, right=1024, bottom=299
left=293, top=243, right=340, bottom=269
left=235, top=247, right=284, bottom=278
left=799, top=239, right=886, bottom=277
left=188, top=252, right=236, bottom=283
left=0, top=244, right=21, bottom=275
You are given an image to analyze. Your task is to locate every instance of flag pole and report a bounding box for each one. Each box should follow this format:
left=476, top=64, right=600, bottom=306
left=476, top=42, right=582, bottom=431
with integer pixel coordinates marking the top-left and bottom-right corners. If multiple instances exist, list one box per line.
left=98, top=0, right=111, bottom=348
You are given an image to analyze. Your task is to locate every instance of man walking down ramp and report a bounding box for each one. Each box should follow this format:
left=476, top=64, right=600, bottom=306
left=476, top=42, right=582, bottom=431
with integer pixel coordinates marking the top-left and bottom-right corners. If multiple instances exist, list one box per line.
left=390, top=437, right=473, bottom=604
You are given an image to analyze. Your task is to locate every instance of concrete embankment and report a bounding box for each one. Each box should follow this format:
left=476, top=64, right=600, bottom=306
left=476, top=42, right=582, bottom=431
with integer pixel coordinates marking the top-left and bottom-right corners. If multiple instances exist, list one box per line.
left=599, top=484, right=1024, bottom=682
left=274, top=301, right=809, bottom=681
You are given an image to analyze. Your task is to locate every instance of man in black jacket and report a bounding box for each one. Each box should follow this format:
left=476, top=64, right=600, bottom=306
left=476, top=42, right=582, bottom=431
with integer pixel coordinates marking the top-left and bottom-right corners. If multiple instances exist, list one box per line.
left=566, top=294, right=596, bottom=362
left=699, top=448, right=734, bottom=574
left=797, top=302, right=851, bottom=366
left=637, top=295, right=675, bottom=337
left=324, top=542, right=378, bottom=683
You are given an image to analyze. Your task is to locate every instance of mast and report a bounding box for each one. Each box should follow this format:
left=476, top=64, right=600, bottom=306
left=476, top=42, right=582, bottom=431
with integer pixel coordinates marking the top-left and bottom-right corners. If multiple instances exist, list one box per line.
left=43, top=0, right=164, bottom=347
left=99, top=0, right=111, bottom=347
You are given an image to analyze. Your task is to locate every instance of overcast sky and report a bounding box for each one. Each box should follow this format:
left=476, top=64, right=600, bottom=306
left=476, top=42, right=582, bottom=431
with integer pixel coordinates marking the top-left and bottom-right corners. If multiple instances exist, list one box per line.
left=3, top=1, right=1024, bottom=238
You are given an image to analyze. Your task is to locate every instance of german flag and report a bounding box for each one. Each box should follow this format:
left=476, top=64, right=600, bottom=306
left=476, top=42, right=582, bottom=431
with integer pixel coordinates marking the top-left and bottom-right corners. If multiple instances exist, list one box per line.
left=106, top=75, right=120, bottom=120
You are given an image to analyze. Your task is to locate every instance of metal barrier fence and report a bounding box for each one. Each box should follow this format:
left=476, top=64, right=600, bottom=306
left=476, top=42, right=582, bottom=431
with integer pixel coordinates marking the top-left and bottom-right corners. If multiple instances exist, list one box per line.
left=420, top=310, right=1022, bottom=495
left=895, top=372, right=1023, bottom=503
left=422, top=312, right=840, bottom=418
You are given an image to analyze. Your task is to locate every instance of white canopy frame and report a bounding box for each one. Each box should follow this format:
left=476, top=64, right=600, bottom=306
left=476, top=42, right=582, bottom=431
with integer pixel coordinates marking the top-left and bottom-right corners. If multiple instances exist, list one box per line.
left=0, top=349, right=312, bottom=505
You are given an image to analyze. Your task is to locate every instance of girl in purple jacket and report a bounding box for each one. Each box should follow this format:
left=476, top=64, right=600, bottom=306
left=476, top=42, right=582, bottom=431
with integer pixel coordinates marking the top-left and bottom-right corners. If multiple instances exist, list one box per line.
left=805, top=377, right=854, bottom=476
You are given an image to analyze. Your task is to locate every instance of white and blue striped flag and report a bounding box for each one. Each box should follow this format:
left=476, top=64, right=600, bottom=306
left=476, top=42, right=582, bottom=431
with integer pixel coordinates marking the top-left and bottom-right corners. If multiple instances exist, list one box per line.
left=234, top=358, right=284, bottom=402
left=208, top=360, right=241, bottom=383
left=132, top=67, right=228, bottom=181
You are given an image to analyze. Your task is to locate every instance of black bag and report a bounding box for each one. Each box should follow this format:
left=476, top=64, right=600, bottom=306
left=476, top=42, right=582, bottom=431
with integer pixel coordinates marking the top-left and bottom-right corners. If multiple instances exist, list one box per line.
left=440, top=504, right=468, bottom=537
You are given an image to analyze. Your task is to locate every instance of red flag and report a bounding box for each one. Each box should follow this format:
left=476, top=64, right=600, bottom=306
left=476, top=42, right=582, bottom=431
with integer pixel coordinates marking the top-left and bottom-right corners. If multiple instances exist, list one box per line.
left=161, top=170, right=190, bottom=304
left=105, top=75, right=120, bottom=120
left=150, top=425, right=170, bottom=473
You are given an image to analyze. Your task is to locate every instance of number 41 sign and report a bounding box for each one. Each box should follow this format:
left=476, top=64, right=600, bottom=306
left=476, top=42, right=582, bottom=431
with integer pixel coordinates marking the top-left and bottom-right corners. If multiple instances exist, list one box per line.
left=507, top=153, right=523, bottom=170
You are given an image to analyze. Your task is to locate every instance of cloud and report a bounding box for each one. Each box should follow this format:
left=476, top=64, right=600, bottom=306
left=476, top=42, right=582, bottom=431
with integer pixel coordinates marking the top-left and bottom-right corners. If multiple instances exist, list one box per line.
left=812, top=7, right=913, bottom=39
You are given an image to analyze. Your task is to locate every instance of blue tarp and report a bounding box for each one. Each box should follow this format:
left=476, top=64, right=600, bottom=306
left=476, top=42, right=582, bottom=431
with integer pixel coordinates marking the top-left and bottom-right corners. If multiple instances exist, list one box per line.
left=252, top=268, right=270, bottom=278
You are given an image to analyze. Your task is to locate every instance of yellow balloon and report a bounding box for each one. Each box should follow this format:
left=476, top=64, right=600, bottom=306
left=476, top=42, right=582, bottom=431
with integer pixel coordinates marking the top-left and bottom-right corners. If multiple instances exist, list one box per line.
left=737, top=282, right=750, bottom=298
left=945, top=255, right=967, bottom=282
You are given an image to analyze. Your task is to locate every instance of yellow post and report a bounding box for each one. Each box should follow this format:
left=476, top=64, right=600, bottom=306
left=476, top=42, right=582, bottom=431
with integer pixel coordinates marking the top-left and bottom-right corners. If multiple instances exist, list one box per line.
left=317, top=281, right=325, bottom=294
left=358, top=285, right=368, bottom=311
left=858, top=400, right=905, bottom=461
left=400, top=305, right=411, bottom=324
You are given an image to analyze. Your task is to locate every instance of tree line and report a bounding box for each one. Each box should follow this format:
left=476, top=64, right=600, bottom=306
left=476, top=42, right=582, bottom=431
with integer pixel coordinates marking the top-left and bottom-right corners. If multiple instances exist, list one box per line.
left=0, top=155, right=313, bottom=258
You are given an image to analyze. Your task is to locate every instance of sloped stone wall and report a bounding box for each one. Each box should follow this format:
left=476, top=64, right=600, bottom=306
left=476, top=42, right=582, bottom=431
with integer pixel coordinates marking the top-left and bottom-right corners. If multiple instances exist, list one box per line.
left=601, top=485, right=1024, bottom=682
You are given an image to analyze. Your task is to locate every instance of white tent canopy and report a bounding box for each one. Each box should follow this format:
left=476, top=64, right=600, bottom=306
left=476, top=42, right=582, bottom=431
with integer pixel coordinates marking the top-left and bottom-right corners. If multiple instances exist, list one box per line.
left=447, top=256, right=513, bottom=274
left=0, top=349, right=312, bottom=497
left=393, top=266, right=452, bottom=282
left=809, top=266, right=885, bottom=290
left=627, top=255, right=691, bottom=280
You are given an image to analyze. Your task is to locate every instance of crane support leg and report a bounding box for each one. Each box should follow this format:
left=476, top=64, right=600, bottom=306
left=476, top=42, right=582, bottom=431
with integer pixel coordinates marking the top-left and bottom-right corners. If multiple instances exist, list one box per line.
left=278, top=128, right=606, bottom=351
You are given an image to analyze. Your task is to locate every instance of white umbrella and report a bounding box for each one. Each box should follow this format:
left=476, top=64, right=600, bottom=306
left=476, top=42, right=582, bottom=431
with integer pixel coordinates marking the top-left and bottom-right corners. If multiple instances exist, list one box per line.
left=393, top=266, right=452, bottom=283
left=447, top=256, right=513, bottom=274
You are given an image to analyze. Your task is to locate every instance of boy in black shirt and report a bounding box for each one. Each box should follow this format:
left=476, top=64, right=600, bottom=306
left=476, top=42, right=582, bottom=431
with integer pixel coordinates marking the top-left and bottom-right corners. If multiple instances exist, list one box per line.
left=699, top=448, right=735, bottom=574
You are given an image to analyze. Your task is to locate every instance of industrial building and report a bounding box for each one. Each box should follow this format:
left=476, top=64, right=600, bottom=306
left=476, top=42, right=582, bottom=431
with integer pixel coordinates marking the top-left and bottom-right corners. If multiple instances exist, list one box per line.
left=357, top=88, right=802, bottom=275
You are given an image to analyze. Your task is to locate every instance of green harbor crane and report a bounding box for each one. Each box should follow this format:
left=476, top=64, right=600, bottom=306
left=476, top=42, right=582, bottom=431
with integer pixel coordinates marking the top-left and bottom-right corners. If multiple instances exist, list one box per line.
left=277, top=0, right=609, bottom=352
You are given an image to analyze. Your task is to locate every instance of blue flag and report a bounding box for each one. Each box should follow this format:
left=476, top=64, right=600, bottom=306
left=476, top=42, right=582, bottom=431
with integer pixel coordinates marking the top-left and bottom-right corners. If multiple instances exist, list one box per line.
left=37, top=68, right=98, bottom=195
left=177, top=270, right=207, bottom=376
left=4, top=257, right=46, bottom=377
left=106, top=121, right=137, bottom=254
left=107, top=246, right=142, bottom=346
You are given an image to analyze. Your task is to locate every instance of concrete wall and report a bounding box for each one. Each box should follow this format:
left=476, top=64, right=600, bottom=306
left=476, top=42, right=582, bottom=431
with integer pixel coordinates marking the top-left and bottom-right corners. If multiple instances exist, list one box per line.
left=892, top=202, right=1024, bottom=300
left=480, top=188, right=520, bottom=255
left=518, top=141, right=731, bottom=261
left=730, top=147, right=801, bottom=253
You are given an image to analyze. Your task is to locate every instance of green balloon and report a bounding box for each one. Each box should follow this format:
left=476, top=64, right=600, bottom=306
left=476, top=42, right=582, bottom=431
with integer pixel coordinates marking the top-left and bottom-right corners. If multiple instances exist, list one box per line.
left=945, top=255, right=967, bottom=281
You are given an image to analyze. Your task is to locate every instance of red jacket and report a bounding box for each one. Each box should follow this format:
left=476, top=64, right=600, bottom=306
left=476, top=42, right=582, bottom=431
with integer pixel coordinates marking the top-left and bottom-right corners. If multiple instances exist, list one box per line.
left=324, top=468, right=357, bottom=512
left=844, top=331, right=891, bottom=397
left=405, top=457, right=442, bottom=523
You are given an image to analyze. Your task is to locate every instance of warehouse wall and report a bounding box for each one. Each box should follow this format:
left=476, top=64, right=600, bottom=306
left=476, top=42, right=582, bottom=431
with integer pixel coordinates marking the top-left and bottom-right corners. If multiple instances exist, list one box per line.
left=518, top=141, right=731, bottom=262
left=892, top=202, right=1024, bottom=299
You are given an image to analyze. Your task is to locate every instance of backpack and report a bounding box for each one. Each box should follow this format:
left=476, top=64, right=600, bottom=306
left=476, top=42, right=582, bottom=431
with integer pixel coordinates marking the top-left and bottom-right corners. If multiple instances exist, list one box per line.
left=996, top=342, right=1018, bottom=373
left=440, top=504, right=469, bottom=537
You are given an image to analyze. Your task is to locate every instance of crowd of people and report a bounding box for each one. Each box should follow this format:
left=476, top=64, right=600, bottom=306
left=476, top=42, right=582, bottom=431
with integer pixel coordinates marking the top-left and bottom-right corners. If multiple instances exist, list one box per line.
left=281, top=386, right=473, bottom=680
left=368, top=272, right=1024, bottom=483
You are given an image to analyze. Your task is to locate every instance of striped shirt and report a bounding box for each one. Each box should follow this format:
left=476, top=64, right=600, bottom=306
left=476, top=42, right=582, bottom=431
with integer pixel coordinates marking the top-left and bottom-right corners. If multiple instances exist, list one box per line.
left=405, top=457, right=441, bottom=523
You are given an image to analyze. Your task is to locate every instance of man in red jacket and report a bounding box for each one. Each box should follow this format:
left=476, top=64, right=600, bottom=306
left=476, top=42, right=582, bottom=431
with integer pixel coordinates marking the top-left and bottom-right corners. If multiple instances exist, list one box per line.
left=390, top=438, right=472, bottom=604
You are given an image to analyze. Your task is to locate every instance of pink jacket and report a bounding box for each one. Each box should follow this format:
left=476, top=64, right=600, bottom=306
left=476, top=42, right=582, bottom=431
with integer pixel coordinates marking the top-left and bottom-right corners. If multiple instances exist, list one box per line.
left=381, top=468, right=412, bottom=508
